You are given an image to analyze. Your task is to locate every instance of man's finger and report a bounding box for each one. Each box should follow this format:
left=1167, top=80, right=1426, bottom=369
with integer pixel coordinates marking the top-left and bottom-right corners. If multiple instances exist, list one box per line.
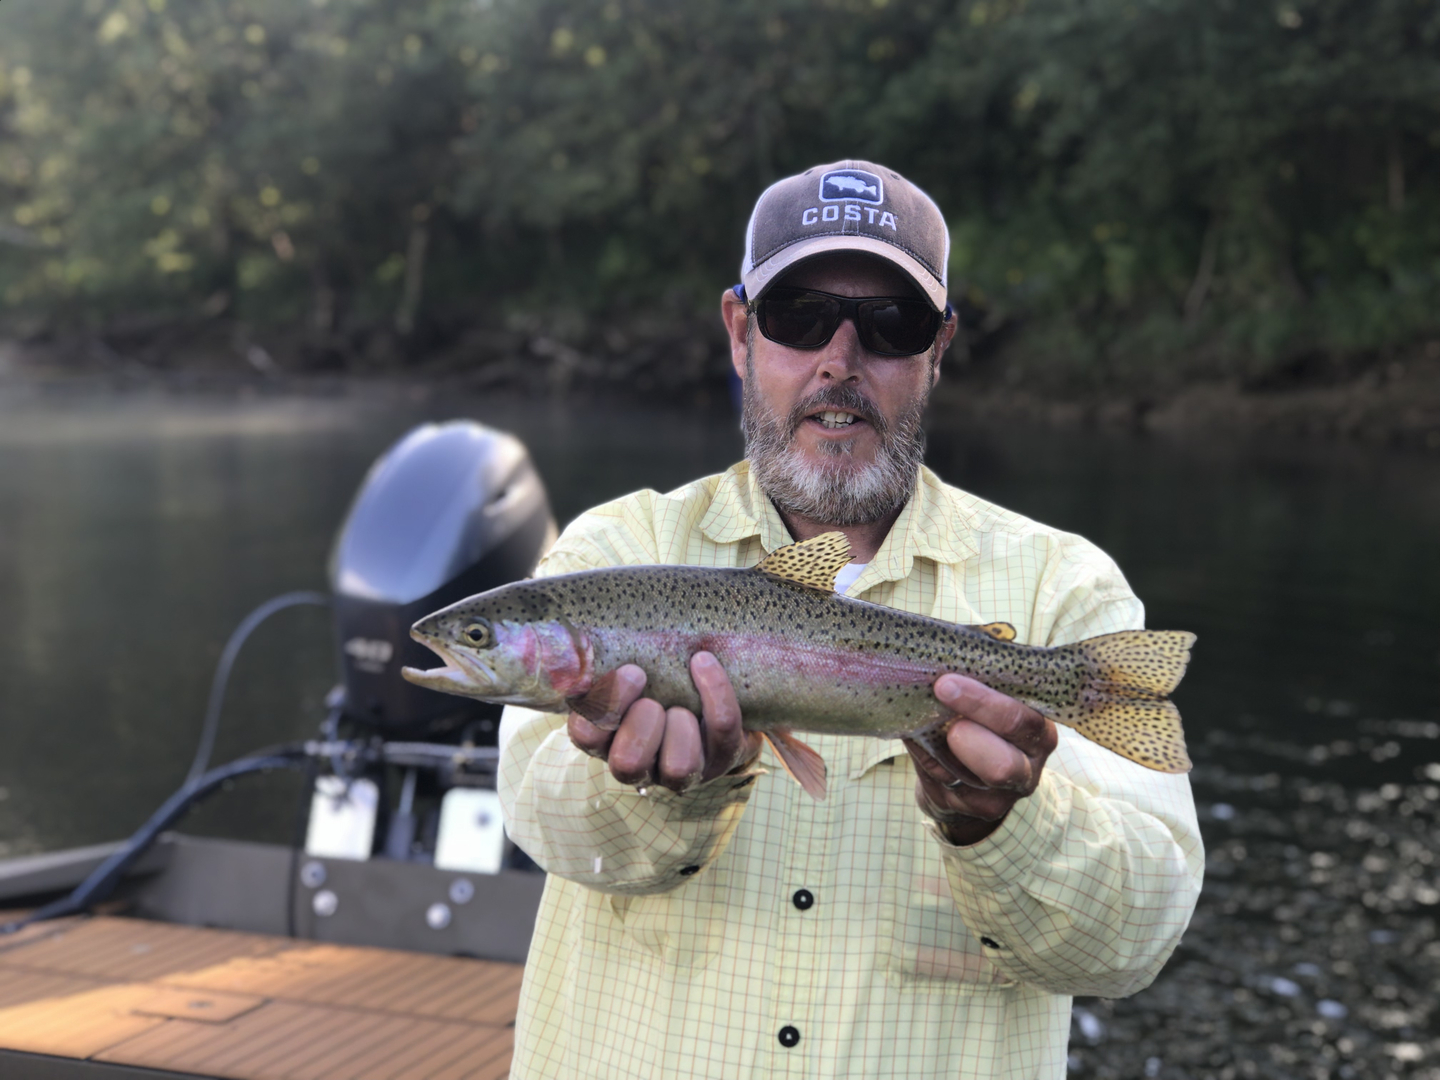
left=902, top=735, right=990, bottom=791
left=568, top=711, right=615, bottom=758
left=905, top=739, right=1021, bottom=826
left=583, top=665, right=650, bottom=730
left=945, top=720, right=1034, bottom=792
left=567, top=665, right=648, bottom=758
left=934, top=674, right=1055, bottom=755
left=913, top=772, right=1016, bottom=840
left=691, top=651, right=750, bottom=779
left=658, top=708, right=704, bottom=792
left=607, top=698, right=667, bottom=786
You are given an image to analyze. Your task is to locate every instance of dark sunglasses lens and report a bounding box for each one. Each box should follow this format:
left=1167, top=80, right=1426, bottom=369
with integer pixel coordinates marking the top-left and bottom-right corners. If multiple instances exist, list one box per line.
left=861, top=299, right=940, bottom=355
left=760, top=290, right=839, bottom=347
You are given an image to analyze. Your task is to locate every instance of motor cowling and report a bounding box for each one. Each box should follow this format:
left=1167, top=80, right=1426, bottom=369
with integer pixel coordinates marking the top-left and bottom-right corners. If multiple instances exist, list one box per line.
left=328, top=421, right=556, bottom=737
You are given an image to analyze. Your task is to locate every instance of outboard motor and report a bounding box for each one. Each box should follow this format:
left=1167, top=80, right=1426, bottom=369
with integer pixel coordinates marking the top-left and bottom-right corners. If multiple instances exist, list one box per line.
left=329, top=421, right=556, bottom=740
left=0, top=421, right=558, bottom=937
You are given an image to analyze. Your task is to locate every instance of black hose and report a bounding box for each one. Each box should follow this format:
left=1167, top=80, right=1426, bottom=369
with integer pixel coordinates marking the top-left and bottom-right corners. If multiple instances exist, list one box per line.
left=186, top=591, right=330, bottom=787
left=1, top=745, right=311, bottom=935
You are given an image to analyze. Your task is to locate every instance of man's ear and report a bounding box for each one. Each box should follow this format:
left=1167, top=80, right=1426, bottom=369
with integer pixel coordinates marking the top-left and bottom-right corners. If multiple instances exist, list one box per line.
left=932, top=304, right=957, bottom=387
left=721, top=286, right=749, bottom=381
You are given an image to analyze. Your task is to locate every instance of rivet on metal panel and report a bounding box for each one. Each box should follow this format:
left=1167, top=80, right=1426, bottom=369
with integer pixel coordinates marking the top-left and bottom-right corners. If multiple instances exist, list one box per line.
left=426, top=902, right=453, bottom=930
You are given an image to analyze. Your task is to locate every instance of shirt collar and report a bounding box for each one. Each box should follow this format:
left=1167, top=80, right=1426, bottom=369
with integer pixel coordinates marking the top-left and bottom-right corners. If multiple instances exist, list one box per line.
left=699, top=461, right=980, bottom=579
left=698, top=460, right=794, bottom=554
left=867, top=466, right=979, bottom=584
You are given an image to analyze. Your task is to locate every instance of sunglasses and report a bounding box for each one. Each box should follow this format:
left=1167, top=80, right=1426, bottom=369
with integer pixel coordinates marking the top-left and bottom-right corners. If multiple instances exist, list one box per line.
left=750, top=286, right=945, bottom=357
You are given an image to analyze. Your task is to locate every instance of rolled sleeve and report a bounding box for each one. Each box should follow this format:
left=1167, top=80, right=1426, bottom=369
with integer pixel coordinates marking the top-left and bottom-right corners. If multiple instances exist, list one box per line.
left=929, top=733, right=1204, bottom=998
left=921, top=524, right=1204, bottom=998
left=499, top=705, right=764, bottom=896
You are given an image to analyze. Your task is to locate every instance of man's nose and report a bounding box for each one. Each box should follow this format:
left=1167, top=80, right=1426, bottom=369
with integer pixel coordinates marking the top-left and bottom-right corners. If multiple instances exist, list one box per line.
left=815, top=318, right=864, bottom=383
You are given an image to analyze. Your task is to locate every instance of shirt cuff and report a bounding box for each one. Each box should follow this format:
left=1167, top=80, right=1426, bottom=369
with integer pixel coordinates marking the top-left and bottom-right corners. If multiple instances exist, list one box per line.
left=588, top=762, right=769, bottom=894
left=925, top=769, right=1072, bottom=892
left=600, top=760, right=769, bottom=822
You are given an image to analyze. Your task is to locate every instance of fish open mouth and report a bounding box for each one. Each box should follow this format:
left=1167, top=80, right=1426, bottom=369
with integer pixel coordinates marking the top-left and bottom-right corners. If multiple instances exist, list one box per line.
left=401, top=631, right=492, bottom=694
left=400, top=663, right=476, bottom=693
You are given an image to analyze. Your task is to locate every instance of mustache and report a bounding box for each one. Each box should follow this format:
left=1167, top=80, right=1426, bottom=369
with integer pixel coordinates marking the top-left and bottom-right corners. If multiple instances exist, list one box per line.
left=786, top=384, right=887, bottom=437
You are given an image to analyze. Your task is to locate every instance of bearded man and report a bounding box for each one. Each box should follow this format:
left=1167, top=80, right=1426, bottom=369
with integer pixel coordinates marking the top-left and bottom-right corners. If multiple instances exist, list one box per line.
left=497, top=160, right=1204, bottom=1079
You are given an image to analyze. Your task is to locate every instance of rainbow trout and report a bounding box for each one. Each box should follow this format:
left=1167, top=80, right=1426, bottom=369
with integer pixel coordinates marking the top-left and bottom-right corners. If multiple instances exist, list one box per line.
left=403, top=532, right=1194, bottom=799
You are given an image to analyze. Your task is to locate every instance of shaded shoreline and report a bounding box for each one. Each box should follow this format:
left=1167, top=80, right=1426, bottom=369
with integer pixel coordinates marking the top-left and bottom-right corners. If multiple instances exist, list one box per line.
left=5, top=325, right=1439, bottom=455
left=932, top=361, right=1440, bottom=455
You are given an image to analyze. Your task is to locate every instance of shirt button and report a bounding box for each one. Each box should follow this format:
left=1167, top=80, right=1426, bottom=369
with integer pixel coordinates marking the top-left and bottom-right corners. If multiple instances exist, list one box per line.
left=777, top=1025, right=801, bottom=1048
left=679, top=865, right=701, bottom=876
left=792, top=889, right=814, bottom=911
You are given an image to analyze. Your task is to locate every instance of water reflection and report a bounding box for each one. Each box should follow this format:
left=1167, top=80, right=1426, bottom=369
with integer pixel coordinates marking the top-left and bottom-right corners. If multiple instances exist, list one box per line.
left=926, top=424, right=1440, bottom=787
left=0, top=385, right=749, bottom=853
left=4, top=386, right=1439, bottom=849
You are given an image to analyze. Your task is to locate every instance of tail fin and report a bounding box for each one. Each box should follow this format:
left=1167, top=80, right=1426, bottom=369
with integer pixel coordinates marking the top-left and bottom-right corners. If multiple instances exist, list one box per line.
left=1043, top=630, right=1196, bottom=774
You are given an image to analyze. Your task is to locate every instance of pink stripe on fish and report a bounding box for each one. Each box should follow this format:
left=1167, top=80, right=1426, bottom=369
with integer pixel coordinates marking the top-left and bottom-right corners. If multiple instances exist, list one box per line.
left=601, top=628, right=940, bottom=690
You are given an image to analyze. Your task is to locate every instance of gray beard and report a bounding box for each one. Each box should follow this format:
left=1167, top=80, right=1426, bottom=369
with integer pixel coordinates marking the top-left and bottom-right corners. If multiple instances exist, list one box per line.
left=742, top=351, right=930, bottom=528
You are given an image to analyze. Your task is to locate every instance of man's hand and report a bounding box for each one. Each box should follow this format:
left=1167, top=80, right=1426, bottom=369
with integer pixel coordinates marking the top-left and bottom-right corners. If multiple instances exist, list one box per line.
left=903, top=674, right=1058, bottom=846
left=566, top=652, right=763, bottom=793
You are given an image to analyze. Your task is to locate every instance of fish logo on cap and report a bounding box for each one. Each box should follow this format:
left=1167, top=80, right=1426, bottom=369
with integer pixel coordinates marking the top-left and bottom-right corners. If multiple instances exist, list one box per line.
left=820, top=168, right=883, bottom=205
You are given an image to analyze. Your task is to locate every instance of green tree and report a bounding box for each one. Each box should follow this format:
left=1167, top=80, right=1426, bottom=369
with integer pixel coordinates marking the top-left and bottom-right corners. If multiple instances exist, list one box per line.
left=2, top=0, right=1439, bottom=389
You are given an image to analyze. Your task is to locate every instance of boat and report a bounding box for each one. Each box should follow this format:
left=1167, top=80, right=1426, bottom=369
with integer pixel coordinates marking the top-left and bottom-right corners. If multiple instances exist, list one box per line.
left=0, top=420, right=557, bottom=1079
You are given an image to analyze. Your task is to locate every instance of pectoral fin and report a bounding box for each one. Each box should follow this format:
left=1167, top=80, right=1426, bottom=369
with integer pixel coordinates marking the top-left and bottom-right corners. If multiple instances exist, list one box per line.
left=567, top=670, right=629, bottom=730
left=761, top=729, right=828, bottom=800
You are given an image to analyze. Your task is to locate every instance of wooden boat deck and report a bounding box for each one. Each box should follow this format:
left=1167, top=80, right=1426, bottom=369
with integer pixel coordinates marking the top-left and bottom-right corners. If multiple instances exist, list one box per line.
left=0, top=915, right=521, bottom=1079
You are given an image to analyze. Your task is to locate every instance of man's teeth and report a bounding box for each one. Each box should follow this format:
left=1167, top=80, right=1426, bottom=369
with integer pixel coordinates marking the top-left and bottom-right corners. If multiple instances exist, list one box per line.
left=816, top=410, right=857, bottom=429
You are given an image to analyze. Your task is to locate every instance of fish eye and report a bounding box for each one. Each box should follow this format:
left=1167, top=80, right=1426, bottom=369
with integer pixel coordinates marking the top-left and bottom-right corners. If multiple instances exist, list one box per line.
left=461, top=621, right=494, bottom=648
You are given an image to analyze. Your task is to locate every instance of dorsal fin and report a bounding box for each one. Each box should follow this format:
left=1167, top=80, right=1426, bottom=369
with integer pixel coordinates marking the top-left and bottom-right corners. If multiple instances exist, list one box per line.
left=756, top=531, right=853, bottom=592
left=975, top=621, right=1017, bottom=642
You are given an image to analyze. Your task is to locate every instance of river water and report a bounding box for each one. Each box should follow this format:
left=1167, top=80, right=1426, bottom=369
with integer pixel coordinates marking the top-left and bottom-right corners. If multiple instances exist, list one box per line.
left=2, top=380, right=1439, bottom=1076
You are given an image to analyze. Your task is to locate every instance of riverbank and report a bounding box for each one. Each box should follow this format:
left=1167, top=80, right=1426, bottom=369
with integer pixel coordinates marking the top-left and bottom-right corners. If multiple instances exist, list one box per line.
left=4, top=321, right=1440, bottom=453
left=932, top=357, right=1440, bottom=453
left=1066, top=720, right=1440, bottom=1080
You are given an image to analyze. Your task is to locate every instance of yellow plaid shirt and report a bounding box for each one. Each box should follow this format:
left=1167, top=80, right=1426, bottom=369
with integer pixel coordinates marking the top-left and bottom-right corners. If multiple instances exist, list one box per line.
left=498, top=461, right=1203, bottom=1080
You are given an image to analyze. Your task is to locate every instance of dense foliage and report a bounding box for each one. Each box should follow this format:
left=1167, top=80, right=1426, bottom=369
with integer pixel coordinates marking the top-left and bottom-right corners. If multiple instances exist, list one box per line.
left=1, top=0, right=1438, bottom=388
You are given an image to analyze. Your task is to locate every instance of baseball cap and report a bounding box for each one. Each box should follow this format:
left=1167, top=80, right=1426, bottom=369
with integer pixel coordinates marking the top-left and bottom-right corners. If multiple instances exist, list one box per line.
left=739, top=159, right=950, bottom=312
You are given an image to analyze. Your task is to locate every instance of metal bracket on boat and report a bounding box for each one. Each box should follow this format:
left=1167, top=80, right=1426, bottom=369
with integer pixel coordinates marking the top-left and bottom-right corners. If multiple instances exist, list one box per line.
left=2, top=736, right=506, bottom=936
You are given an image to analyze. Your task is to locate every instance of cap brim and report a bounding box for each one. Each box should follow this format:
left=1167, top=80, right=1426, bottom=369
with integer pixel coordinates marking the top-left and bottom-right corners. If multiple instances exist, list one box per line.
left=742, top=235, right=947, bottom=312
